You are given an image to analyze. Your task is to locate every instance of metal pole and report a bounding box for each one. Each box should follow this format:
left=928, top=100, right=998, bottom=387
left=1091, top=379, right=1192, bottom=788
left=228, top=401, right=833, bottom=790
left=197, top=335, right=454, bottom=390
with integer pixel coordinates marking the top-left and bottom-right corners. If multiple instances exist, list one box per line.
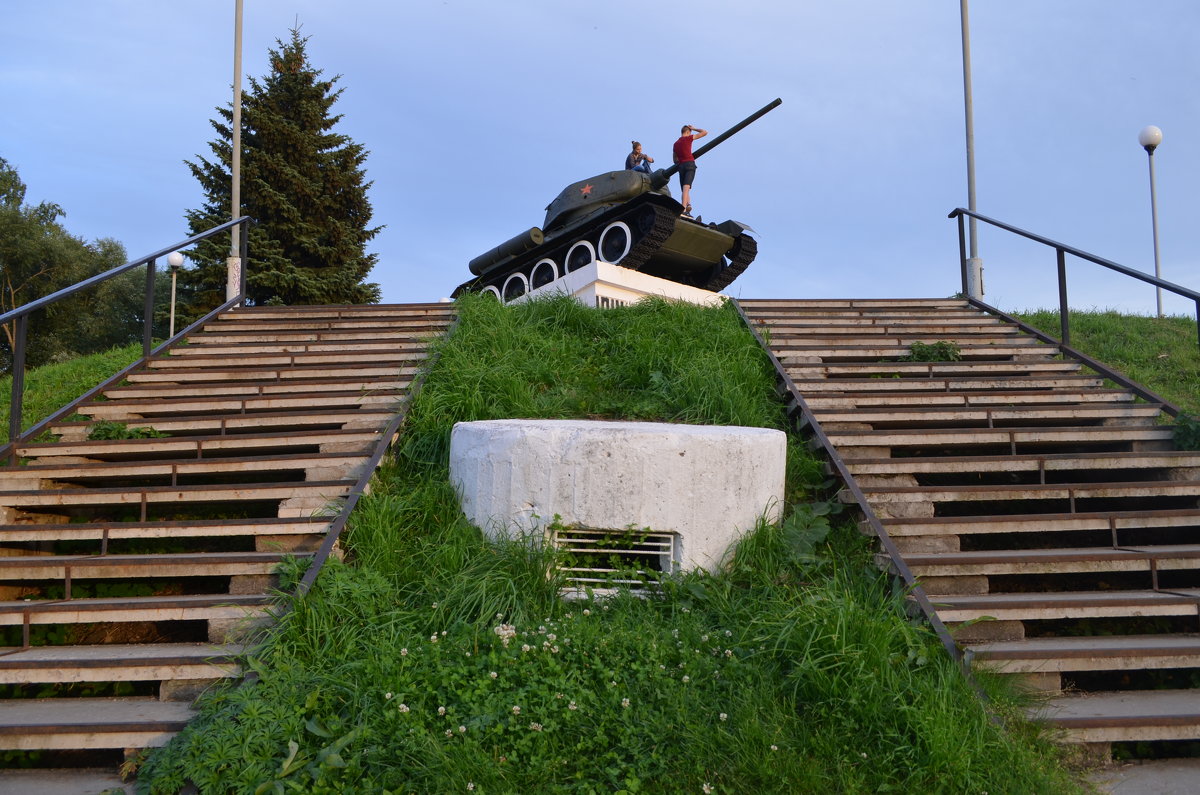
left=1147, top=149, right=1163, bottom=317
left=8, top=315, right=27, bottom=453
left=1056, top=248, right=1070, bottom=346
left=960, top=0, right=983, bottom=298
left=228, top=0, right=244, bottom=302
left=143, top=259, right=156, bottom=357
left=169, top=268, right=178, bottom=338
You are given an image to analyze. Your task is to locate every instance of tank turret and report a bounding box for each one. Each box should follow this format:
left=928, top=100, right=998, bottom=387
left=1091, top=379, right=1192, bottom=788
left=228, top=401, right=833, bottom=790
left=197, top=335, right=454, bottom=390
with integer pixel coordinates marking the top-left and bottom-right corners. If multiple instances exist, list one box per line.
left=455, top=99, right=782, bottom=301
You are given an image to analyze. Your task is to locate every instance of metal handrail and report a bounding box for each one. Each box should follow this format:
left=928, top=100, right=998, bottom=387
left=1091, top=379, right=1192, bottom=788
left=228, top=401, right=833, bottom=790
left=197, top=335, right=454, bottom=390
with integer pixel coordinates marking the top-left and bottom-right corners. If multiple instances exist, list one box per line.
left=1, top=217, right=251, bottom=459
left=949, top=208, right=1200, bottom=350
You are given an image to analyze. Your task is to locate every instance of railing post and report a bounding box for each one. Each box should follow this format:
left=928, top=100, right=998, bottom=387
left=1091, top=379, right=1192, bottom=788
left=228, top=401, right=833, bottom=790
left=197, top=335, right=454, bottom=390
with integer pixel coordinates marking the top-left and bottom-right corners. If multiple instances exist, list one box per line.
left=1056, top=248, right=1070, bottom=347
left=143, top=258, right=157, bottom=357
left=956, top=212, right=969, bottom=297
left=8, top=315, right=27, bottom=459
left=1195, top=300, right=1200, bottom=351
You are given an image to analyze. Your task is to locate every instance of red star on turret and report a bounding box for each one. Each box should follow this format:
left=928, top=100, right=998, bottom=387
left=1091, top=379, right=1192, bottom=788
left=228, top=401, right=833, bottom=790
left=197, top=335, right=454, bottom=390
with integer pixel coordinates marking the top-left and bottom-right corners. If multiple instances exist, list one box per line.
left=580, top=183, right=593, bottom=196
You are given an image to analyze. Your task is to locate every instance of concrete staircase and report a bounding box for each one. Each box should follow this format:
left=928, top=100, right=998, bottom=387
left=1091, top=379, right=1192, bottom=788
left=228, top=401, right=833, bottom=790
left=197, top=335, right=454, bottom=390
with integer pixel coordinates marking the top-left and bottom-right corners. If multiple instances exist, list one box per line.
left=741, top=297, right=1200, bottom=758
left=0, top=303, right=453, bottom=781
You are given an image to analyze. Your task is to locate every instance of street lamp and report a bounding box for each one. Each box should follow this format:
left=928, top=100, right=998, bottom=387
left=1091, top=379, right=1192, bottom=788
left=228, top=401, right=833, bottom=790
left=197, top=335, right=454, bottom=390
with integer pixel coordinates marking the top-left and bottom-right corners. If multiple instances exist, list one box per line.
left=167, top=251, right=184, bottom=337
left=1138, top=124, right=1163, bottom=317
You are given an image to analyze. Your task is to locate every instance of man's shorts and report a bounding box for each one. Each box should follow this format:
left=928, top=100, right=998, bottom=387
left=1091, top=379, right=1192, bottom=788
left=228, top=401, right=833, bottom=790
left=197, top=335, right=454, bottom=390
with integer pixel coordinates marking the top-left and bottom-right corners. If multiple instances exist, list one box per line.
left=677, top=161, right=697, bottom=188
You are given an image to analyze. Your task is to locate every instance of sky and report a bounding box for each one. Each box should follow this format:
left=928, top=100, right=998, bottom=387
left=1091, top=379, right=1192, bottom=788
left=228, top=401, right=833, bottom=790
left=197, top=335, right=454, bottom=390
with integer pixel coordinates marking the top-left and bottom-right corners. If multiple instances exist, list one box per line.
left=4, top=1, right=1198, bottom=315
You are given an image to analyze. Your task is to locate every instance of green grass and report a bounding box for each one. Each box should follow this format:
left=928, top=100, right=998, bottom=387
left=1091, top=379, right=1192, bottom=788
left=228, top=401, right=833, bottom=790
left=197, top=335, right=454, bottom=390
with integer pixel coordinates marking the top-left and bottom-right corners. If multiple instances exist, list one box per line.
left=0, top=342, right=142, bottom=445
left=1013, top=309, right=1200, bottom=415
left=134, top=295, right=1078, bottom=794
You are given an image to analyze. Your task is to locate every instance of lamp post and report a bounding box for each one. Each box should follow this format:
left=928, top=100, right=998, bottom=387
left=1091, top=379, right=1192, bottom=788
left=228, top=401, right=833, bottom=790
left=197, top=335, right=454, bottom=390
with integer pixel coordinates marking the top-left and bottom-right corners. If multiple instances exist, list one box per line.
left=1138, top=125, right=1164, bottom=317
left=228, top=0, right=244, bottom=302
left=960, top=0, right=983, bottom=299
left=167, top=251, right=184, bottom=337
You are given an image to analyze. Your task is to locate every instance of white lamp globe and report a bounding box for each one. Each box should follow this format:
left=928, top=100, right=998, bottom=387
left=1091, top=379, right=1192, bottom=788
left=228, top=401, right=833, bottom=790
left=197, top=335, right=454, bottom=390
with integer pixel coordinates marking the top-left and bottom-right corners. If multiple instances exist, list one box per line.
left=1138, top=125, right=1163, bottom=151
left=166, top=251, right=185, bottom=269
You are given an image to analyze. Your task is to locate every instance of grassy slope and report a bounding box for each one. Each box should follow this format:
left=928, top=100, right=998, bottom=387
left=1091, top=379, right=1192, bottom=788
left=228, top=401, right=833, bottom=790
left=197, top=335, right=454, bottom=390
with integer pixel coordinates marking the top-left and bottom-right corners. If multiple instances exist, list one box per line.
left=131, top=295, right=1077, bottom=794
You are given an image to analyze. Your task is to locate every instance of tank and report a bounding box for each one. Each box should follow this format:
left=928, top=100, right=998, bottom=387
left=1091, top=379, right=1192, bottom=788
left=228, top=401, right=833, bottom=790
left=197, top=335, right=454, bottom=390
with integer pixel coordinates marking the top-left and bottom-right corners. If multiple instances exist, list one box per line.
left=452, top=99, right=782, bottom=301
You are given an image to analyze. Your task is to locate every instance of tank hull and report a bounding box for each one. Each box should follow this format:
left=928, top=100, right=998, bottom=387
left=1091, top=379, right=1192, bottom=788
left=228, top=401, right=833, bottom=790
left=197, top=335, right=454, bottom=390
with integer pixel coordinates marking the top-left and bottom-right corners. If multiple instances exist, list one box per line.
left=452, top=188, right=757, bottom=301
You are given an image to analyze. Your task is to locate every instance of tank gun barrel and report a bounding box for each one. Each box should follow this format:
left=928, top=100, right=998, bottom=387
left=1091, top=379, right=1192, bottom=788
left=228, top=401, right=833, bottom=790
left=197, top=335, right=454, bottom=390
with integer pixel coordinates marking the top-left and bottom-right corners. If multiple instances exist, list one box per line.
left=651, top=98, right=782, bottom=190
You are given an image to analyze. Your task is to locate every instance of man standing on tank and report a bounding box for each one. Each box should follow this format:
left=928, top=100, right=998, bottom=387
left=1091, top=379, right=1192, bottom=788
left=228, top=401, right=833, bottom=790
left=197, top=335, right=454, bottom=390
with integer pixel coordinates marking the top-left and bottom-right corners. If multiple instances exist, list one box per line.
left=672, top=124, right=707, bottom=218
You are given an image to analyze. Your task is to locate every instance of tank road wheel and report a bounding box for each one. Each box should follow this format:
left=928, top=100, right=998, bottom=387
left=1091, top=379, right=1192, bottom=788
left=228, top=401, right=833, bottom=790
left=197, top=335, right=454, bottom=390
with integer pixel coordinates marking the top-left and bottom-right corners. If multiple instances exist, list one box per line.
left=565, top=241, right=597, bottom=273
left=503, top=273, right=529, bottom=302
left=598, top=222, right=632, bottom=264
left=531, top=258, right=559, bottom=289
left=481, top=285, right=502, bottom=301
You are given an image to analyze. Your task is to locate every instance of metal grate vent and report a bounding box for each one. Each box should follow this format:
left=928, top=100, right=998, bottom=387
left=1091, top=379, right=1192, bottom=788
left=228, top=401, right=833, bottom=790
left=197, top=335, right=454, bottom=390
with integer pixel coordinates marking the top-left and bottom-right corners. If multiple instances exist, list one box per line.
left=554, top=526, right=678, bottom=593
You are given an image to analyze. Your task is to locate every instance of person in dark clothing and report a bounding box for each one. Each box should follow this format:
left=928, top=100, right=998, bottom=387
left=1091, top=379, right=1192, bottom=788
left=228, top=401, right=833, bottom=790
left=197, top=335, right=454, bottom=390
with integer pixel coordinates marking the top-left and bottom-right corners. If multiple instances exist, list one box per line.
left=672, top=124, right=708, bottom=217
left=625, top=141, right=654, bottom=174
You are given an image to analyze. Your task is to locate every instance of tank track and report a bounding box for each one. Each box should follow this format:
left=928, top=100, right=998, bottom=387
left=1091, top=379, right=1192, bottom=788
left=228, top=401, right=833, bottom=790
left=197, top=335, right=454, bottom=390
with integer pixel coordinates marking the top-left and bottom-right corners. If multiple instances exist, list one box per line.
left=614, top=202, right=678, bottom=274
left=702, top=233, right=757, bottom=293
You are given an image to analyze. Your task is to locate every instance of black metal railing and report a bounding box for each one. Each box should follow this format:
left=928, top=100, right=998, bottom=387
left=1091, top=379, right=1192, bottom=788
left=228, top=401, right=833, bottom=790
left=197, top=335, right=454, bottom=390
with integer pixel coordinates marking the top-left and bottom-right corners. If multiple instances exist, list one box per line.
left=0, top=217, right=251, bottom=461
left=949, top=208, right=1200, bottom=350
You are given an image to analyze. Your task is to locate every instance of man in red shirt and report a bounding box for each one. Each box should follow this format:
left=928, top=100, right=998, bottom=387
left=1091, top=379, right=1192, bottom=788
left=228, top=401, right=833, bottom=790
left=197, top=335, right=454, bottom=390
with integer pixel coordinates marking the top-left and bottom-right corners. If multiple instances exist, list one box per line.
left=672, top=124, right=708, bottom=217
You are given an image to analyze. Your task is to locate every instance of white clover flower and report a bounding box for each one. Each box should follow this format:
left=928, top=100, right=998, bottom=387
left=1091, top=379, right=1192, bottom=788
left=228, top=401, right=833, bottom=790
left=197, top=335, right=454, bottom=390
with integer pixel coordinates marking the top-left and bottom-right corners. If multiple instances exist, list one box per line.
left=568, top=700, right=577, bottom=710
left=468, top=784, right=475, bottom=792
left=385, top=692, right=393, bottom=700
left=725, top=649, right=733, bottom=657
left=445, top=729, right=453, bottom=737
left=538, top=626, right=547, bottom=634
left=530, top=722, right=543, bottom=731
left=621, top=698, right=630, bottom=709
left=400, top=648, right=408, bottom=656
left=724, top=630, right=732, bottom=637
left=583, top=609, right=591, bottom=616
left=702, top=784, right=713, bottom=794
left=555, top=693, right=564, bottom=699
left=430, top=634, right=439, bottom=643
left=860, top=752, right=867, bottom=759
left=512, top=705, right=521, bottom=715
left=719, top=713, right=728, bottom=721
left=494, top=623, right=517, bottom=647
left=432, top=602, right=438, bottom=609
left=771, top=745, right=779, bottom=752
left=459, top=725, right=466, bottom=734
left=521, top=644, right=532, bottom=653
left=438, top=706, right=446, bottom=715
left=682, top=675, right=690, bottom=683
left=701, top=634, right=709, bottom=642
left=441, top=630, right=447, bottom=636
left=489, top=671, right=498, bottom=679
left=551, top=645, right=560, bottom=654
left=398, top=703, right=410, bottom=713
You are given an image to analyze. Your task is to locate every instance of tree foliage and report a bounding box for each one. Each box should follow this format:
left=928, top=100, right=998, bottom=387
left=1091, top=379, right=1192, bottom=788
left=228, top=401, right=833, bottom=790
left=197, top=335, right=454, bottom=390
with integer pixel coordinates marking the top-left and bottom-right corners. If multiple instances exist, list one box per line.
left=0, top=157, right=137, bottom=373
left=180, top=28, right=381, bottom=320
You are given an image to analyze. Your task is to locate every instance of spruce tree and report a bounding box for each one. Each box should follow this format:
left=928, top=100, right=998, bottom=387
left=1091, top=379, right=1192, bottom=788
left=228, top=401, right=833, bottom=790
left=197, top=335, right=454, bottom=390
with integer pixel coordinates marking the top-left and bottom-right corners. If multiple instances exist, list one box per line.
left=181, top=29, right=381, bottom=317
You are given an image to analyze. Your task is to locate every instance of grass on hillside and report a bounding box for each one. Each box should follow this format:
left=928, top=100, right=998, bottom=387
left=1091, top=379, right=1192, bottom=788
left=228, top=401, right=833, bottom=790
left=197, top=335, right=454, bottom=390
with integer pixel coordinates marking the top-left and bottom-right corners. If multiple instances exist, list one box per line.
left=0, top=342, right=142, bottom=445
left=1013, top=309, right=1200, bottom=415
left=134, top=294, right=1079, bottom=794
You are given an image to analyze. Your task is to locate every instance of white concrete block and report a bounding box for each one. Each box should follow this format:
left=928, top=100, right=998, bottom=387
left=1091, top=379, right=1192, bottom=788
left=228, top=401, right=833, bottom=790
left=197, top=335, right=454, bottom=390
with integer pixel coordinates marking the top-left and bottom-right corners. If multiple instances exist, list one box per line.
left=449, top=419, right=786, bottom=573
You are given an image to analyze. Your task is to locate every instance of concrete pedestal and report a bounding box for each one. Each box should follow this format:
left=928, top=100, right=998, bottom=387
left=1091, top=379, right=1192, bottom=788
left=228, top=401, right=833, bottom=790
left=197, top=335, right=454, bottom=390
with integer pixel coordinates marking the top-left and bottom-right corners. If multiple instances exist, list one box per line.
left=449, top=419, right=786, bottom=573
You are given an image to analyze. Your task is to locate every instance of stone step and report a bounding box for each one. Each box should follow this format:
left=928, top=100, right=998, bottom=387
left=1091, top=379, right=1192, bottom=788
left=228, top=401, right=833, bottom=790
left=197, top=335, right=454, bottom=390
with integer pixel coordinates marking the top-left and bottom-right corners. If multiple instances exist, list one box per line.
left=0, top=767, right=133, bottom=793
left=0, top=480, right=351, bottom=512
left=828, top=424, right=1174, bottom=450
left=17, top=429, right=379, bottom=462
left=127, top=363, right=421, bottom=384
left=146, top=350, right=424, bottom=369
left=189, top=326, right=448, bottom=344
left=930, top=589, right=1200, bottom=623
left=847, top=450, right=1200, bottom=478
left=968, top=634, right=1200, bottom=674
left=817, top=403, right=1161, bottom=426
left=740, top=297, right=970, bottom=310
left=0, top=517, right=329, bottom=544
left=0, top=593, right=273, bottom=628
left=77, top=390, right=402, bottom=419
left=859, top=479, right=1200, bottom=507
left=0, top=551, right=307, bottom=581
left=5, top=452, right=366, bottom=486
left=788, top=375, right=1106, bottom=393
left=0, top=642, right=242, bottom=684
left=50, top=408, right=393, bottom=438
left=0, top=696, right=196, bottom=750
left=785, top=361, right=1085, bottom=378
left=171, top=340, right=429, bottom=357
left=104, top=376, right=410, bottom=400
left=776, top=343, right=1051, bottom=359
left=806, top=389, right=1134, bottom=409
left=879, top=508, right=1200, bottom=539
left=899, top=545, right=1200, bottom=577
left=1037, top=689, right=1200, bottom=743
